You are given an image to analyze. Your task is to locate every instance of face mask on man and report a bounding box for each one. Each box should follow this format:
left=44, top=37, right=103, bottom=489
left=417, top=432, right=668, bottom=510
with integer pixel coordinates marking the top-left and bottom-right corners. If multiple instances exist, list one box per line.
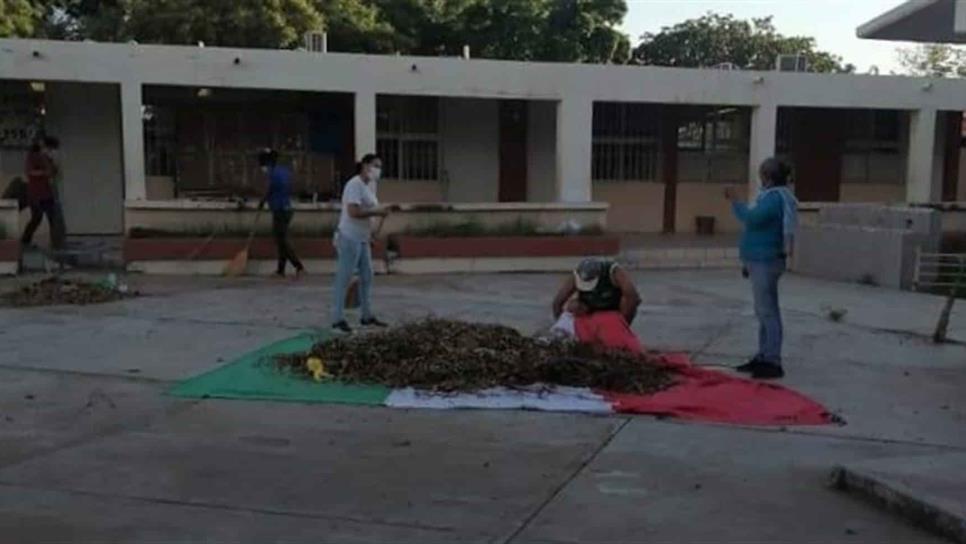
left=369, top=166, right=382, bottom=181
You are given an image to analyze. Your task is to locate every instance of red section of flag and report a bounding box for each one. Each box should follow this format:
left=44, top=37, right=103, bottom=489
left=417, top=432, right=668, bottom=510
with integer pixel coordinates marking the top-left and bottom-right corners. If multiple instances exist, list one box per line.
left=574, top=312, right=836, bottom=426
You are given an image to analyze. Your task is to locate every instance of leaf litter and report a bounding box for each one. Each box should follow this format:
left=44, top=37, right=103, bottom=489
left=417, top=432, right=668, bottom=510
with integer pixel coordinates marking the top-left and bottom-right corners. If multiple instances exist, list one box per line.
left=2, top=277, right=133, bottom=307
left=275, top=318, right=675, bottom=394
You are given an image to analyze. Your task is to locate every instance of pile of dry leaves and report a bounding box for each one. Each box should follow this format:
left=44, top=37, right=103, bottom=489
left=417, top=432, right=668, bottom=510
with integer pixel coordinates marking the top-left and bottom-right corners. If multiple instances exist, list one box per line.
left=2, top=277, right=132, bottom=307
left=276, top=318, right=675, bottom=394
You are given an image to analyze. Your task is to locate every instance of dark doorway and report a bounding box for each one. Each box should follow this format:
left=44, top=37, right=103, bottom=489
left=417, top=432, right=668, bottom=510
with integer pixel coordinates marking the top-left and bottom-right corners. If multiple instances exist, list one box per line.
left=499, top=100, right=528, bottom=202
left=788, top=108, right=844, bottom=202
left=942, top=111, right=962, bottom=202
left=661, top=107, right=679, bottom=233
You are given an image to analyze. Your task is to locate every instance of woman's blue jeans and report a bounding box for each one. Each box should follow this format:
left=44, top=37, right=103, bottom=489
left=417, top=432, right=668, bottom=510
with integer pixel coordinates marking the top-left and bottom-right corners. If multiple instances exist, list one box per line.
left=332, top=233, right=374, bottom=324
left=746, top=258, right=785, bottom=365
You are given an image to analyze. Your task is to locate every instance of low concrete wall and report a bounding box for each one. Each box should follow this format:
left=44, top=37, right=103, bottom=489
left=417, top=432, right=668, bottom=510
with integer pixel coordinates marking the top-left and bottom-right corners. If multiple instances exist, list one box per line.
left=792, top=204, right=943, bottom=289
left=840, top=183, right=905, bottom=203
left=593, top=182, right=663, bottom=233
left=794, top=225, right=914, bottom=289
left=674, top=183, right=745, bottom=234
left=378, top=181, right=444, bottom=203
left=124, top=200, right=609, bottom=236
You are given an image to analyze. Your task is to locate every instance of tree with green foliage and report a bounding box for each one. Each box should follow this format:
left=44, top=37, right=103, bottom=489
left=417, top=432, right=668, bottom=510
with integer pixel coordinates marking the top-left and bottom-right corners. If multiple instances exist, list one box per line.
left=27, top=0, right=323, bottom=47
left=0, top=0, right=45, bottom=38
left=370, top=0, right=629, bottom=63
left=633, top=14, right=852, bottom=73
left=898, top=43, right=966, bottom=78
left=316, top=0, right=397, bottom=53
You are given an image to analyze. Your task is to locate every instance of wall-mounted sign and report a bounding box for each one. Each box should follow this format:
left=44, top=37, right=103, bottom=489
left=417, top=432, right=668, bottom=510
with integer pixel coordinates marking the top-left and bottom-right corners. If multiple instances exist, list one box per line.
left=0, top=87, right=42, bottom=149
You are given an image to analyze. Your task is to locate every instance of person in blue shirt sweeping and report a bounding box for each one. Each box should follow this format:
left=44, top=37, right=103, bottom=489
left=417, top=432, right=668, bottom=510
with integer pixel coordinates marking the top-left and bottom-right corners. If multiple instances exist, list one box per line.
left=725, top=157, right=798, bottom=380
left=257, top=148, right=305, bottom=279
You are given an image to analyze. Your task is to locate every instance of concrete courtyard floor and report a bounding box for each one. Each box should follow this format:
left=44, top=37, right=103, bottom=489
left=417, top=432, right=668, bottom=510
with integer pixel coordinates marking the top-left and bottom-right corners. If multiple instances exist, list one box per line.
left=0, top=269, right=963, bottom=543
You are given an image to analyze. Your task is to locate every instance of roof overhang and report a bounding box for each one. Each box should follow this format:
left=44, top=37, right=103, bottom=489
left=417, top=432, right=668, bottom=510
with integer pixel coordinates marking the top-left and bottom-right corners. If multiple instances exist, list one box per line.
left=857, top=0, right=966, bottom=43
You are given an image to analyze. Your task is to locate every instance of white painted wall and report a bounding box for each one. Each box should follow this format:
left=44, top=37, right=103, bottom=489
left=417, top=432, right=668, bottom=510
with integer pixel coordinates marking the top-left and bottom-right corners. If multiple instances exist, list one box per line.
left=439, top=97, right=499, bottom=202
left=45, top=82, right=124, bottom=234
left=527, top=100, right=557, bottom=202
left=7, top=39, right=966, bottom=111
left=4, top=39, right=963, bottom=214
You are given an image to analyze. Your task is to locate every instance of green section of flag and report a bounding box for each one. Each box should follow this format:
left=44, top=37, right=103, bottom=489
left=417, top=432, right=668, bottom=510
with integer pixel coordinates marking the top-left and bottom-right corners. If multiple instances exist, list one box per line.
left=167, top=332, right=390, bottom=406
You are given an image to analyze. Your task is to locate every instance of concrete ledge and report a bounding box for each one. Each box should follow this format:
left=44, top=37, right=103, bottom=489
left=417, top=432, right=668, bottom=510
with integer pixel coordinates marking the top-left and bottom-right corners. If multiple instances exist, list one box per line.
left=128, top=259, right=388, bottom=276
left=392, top=235, right=620, bottom=259
left=831, top=453, right=966, bottom=543
left=123, top=238, right=385, bottom=261
left=389, top=257, right=579, bottom=275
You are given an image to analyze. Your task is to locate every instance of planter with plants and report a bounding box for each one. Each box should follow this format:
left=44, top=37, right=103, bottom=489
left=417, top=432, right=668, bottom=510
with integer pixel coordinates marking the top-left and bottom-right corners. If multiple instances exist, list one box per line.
left=124, top=225, right=386, bottom=274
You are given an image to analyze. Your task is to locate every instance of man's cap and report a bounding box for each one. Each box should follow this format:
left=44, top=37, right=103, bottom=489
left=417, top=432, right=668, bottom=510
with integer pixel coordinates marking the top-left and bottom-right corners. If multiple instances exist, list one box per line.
left=574, top=258, right=606, bottom=292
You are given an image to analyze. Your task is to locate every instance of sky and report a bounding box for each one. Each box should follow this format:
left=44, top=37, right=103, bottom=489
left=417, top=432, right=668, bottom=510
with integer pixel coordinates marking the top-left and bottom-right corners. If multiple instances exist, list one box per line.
left=621, top=0, right=914, bottom=73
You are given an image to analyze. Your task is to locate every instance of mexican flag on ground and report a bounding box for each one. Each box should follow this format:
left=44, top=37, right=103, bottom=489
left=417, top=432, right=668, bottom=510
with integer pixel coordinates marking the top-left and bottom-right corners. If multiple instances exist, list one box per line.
left=168, top=329, right=837, bottom=427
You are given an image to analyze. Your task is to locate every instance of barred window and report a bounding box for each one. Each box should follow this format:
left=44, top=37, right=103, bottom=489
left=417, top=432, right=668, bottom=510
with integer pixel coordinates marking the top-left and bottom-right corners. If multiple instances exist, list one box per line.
left=842, top=110, right=904, bottom=185
left=143, top=106, right=177, bottom=177
left=677, top=108, right=747, bottom=152
left=677, top=107, right=750, bottom=183
left=592, top=102, right=660, bottom=182
left=376, top=96, right=439, bottom=181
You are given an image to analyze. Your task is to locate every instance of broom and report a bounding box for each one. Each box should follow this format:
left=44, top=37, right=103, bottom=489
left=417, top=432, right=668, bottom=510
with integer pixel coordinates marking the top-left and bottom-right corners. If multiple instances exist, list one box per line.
left=223, top=210, right=261, bottom=277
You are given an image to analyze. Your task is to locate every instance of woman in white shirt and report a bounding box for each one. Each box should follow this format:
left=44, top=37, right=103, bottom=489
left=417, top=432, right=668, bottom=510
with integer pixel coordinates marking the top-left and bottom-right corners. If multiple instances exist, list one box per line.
left=332, top=154, right=390, bottom=333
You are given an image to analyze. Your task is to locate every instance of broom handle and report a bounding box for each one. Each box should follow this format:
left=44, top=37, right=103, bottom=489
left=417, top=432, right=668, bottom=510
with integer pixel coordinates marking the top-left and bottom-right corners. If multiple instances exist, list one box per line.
left=374, top=213, right=387, bottom=238
left=246, top=208, right=262, bottom=248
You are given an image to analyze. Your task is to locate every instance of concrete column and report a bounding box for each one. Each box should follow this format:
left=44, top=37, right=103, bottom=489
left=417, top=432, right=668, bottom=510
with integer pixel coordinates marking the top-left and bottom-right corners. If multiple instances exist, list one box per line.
left=555, top=97, right=593, bottom=202
left=747, top=103, right=777, bottom=199
left=354, top=91, right=377, bottom=160
left=956, top=0, right=966, bottom=35
left=120, top=82, right=146, bottom=201
left=905, top=108, right=943, bottom=203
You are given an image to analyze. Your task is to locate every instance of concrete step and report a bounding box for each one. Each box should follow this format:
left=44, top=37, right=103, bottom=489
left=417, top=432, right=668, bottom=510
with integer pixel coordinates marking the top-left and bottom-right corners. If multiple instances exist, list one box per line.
left=620, top=247, right=741, bottom=270
left=21, top=238, right=124, bottom=273
left=831, top=452, right=966, bottom=543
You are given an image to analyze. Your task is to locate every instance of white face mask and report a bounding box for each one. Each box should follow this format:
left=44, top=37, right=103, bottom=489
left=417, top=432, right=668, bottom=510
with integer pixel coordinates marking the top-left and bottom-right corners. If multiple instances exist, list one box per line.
left=369, top=166, right=382, bottom=181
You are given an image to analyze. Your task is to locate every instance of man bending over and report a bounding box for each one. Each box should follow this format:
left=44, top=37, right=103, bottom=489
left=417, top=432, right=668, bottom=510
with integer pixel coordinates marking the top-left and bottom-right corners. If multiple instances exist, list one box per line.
left=553, top=258, right=641, bottom=326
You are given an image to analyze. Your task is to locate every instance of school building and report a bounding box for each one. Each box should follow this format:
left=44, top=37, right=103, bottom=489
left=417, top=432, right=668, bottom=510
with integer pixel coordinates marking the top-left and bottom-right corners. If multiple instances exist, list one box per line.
left=1, top=32, right=965, bottom=239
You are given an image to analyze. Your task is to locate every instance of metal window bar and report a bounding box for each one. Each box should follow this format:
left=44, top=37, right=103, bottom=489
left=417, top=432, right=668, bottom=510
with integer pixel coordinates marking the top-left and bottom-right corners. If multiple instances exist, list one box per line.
left=376, top=96, right=440, bottom=181
left=592, top=102, right=659, bottom=182
left=913, top=249, right=966, bottom=290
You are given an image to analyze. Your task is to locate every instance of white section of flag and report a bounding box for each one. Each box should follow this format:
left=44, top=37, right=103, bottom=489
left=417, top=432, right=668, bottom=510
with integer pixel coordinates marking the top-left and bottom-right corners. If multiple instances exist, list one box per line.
left=384, top=384, right=612, bottom=413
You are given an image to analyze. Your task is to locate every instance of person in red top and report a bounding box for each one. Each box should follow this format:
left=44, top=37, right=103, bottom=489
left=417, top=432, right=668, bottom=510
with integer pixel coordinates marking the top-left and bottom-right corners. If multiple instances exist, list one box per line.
left=21, top=138, right=60, bottom=247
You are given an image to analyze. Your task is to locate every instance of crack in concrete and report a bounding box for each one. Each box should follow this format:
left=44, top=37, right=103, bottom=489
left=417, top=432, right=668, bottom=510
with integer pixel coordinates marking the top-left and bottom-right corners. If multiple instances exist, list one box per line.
left=0, top=481, right=471, bottom=536
left=500, top=417, right=632, bottom=544
left=0, top=400, right=198, bottom=473
left=0, top=363, right=176, bottom=385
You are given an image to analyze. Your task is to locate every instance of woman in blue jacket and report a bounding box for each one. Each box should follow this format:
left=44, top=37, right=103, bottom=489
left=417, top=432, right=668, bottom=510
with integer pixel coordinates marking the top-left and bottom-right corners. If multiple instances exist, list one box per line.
left=725, top=158, right=798, bottom=379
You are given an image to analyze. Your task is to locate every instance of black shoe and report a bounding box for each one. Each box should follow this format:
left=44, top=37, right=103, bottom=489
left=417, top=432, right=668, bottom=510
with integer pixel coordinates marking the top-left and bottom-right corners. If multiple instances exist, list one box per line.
left=735, top=357, right=763, bottom=373
left=361, top=317, right=389, bottom=328
left=752, top=363, right=785, bottom=380
left=332, top=321, right=353, bottom=334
